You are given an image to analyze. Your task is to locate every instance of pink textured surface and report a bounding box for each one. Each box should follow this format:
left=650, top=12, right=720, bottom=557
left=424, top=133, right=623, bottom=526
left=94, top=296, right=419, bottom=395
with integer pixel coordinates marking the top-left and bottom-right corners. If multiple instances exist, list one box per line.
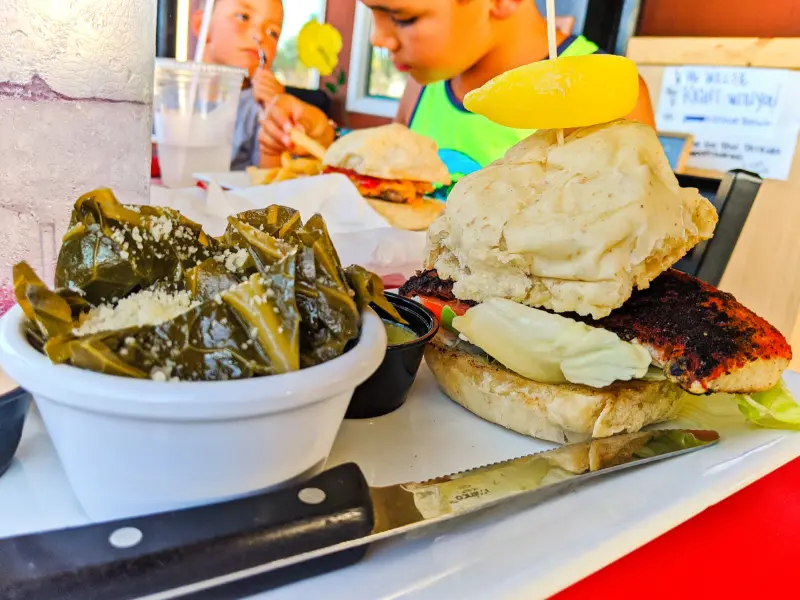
left=0, top=284, right=15, bottom=317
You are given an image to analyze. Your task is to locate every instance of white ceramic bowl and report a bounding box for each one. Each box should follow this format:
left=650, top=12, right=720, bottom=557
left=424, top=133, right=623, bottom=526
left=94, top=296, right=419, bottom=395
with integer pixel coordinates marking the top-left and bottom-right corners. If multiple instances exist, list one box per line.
left=0, top=305, right=386, bottom=521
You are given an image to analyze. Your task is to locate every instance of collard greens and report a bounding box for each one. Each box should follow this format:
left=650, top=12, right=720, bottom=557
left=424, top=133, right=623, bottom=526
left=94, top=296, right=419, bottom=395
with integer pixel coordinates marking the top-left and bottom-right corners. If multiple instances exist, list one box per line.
left=15, top=188, right=402, bottom=381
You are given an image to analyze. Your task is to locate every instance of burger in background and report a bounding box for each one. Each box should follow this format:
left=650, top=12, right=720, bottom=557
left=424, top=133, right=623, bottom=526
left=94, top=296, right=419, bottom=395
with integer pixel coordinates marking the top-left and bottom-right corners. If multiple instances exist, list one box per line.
left=323, top=123, right=450, bottom=231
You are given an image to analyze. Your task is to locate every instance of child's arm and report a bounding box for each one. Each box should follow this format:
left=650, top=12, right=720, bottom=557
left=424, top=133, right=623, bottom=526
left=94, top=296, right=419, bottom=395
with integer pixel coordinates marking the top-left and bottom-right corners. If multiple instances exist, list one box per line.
left=394, top=79, right=423, bottom=126
left=626, top=76, right=656, bottom=128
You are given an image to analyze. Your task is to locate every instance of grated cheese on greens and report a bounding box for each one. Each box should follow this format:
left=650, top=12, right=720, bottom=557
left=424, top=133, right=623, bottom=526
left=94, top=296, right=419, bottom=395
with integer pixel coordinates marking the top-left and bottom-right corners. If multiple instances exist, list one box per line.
left=149, top=216, right=174, bottom=242
left=213, top=248, right=249, bottom=273
left=150, top=364, right=180, bottom=383
left=75, top=289, right=199, bottom=336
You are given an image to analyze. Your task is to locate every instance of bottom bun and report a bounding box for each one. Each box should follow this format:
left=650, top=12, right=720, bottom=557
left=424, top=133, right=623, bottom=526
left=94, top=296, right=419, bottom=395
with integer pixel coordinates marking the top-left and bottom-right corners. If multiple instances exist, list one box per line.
left=365, top=197, right=445, bottom=231
left=425, top=330, right=693, bottom=444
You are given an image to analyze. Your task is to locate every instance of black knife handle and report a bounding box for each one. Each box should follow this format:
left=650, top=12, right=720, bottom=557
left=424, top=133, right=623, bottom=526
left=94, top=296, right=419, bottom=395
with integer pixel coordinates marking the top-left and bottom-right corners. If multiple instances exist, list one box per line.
left=0, top=462, right=374, bottom=600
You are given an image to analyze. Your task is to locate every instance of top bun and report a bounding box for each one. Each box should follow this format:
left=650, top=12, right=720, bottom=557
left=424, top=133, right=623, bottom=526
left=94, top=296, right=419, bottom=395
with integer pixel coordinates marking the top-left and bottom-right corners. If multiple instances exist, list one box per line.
left=425, top=120, right=718, bottom=319
left=323, top=123, right=451, bottom=185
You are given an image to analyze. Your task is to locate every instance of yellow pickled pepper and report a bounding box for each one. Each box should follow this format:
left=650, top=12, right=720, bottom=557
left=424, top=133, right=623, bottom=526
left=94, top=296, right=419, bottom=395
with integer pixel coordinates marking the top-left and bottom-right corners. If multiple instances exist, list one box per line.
left=464, top=54, right=640, bottom=130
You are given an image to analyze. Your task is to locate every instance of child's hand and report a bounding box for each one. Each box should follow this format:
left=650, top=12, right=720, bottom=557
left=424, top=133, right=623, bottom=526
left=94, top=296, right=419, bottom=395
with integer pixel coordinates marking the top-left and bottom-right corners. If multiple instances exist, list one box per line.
left=252, top=68, right=285, bottom=107
left=258, top=94, right=335, bottom=159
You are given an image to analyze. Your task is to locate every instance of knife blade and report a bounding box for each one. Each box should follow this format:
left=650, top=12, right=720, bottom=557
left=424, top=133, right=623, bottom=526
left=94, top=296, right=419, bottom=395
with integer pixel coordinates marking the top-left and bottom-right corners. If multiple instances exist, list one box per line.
left=0, top=429, right=718, bottom=600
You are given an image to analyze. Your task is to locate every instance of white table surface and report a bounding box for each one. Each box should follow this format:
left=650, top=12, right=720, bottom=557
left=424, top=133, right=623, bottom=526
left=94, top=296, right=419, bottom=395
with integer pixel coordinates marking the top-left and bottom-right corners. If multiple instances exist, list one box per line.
left=1, top=367, right=799, bottom=598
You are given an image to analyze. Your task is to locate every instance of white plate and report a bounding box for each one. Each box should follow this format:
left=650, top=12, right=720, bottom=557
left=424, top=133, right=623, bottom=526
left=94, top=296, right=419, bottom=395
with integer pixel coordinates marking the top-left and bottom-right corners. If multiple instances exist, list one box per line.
left=193, top=171, right=253, bottom=191
left=1, top=369, right=799, bottom=599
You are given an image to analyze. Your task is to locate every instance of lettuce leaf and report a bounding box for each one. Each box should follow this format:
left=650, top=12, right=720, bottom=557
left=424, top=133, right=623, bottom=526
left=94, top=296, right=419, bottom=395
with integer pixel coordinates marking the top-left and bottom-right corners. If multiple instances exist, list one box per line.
left=452, top=297, right=651, bottom=388
left=736, top=380, right=800, bottom=430
left=678, top=380, right=800, bottom=431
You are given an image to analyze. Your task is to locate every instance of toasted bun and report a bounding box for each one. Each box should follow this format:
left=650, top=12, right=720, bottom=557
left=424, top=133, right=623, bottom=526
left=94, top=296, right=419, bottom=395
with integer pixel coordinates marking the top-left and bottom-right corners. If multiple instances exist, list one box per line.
left=425, top=120, right=718, bottom=318
left=324, top=124, right=451, bottom=185
left=366, top=197, right=445, bottom=231
left=425, top=331, right=691, bottom=444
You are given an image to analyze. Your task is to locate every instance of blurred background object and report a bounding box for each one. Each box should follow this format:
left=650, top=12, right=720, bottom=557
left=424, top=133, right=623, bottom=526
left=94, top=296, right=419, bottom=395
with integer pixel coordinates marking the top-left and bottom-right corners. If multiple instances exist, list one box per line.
left=155, top=0, right=800, bottom=129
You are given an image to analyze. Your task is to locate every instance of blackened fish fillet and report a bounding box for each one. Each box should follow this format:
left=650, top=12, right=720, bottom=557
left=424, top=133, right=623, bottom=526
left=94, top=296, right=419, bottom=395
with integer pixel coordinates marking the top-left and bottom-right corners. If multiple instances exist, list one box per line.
left=401, top=269, right=791, bottom=395
left=587, top=270, right=791, bottom=394
left=399, top=269, right=477, bottom=305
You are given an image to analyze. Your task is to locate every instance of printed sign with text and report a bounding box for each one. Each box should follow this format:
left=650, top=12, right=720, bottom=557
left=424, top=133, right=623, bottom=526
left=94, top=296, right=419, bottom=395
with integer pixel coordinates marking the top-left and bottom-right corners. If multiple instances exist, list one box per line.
left=656, top=66, right=800, bottom=180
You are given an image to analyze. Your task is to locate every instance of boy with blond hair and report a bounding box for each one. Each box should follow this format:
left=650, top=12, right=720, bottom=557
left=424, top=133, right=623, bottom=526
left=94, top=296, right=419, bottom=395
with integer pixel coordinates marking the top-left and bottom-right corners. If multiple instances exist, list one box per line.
left=191, top=0, right=285, bottom=169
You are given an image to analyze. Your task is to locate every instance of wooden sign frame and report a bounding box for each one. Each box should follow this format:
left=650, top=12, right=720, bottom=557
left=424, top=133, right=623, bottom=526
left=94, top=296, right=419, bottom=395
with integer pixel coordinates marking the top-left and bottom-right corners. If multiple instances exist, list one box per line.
left=627, top=37, right=800, bottom=370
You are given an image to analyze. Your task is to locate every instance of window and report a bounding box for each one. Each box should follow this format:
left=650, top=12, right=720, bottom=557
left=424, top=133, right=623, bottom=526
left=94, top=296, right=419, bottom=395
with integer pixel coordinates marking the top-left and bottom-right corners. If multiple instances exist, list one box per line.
left=272, top=0, right=328, bottom=89
left=366, top=46, right=407, bottom=100
left=346, top=3, right=406, bottom=118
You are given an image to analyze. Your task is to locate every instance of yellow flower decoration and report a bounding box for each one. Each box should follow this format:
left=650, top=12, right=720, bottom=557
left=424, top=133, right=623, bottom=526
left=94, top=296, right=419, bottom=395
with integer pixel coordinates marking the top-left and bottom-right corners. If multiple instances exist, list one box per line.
left=297, top=19, right=343, bottom=76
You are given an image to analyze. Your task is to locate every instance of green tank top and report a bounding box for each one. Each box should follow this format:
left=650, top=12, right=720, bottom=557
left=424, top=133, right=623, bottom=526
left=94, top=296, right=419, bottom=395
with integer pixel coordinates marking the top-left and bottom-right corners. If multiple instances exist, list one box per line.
left=409, top=35, right=600, bottom=195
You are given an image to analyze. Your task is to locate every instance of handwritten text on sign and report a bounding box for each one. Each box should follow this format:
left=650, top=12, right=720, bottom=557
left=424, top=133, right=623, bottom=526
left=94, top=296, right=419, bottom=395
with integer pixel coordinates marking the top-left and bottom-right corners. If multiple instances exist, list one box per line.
left=656, top=66, right=800, bottom=180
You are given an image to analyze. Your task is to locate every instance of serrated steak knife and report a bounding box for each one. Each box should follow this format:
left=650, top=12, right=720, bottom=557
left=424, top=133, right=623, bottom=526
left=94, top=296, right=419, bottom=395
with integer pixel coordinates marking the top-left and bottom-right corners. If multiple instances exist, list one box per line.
left=0, top=429, right=718, bottom=600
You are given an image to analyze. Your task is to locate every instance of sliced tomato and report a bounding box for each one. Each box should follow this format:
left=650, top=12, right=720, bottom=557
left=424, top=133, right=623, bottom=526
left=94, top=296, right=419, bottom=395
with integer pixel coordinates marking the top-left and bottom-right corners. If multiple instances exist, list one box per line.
left=415, top=296, right=469, bottom=320
left=323, top=166, right=382, bottom=189
left=415, top=295, right=472, bottom=333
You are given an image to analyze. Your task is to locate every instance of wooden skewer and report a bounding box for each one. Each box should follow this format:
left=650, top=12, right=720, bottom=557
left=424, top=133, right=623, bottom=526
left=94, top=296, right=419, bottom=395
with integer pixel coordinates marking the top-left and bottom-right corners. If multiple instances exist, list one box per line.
left=289, top=128, right=327, bottom=161
left=545, top=0, right=565, bottom=146
left=545, top=0, right=558, bottom=59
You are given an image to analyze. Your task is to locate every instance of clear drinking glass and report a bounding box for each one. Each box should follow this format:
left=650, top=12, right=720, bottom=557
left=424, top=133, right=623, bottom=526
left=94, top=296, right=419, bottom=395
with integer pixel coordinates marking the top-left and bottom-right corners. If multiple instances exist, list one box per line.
left=153, top=60, right=246, bottom=188
left=0, top=1, right=156, bottom=314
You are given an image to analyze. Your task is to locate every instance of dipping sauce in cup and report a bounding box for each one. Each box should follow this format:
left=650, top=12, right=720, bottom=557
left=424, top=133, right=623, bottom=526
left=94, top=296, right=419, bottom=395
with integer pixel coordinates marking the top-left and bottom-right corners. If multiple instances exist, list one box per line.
left=347, top=294, right=438, bottom=419
left=384, top=320, right=418, bottom=346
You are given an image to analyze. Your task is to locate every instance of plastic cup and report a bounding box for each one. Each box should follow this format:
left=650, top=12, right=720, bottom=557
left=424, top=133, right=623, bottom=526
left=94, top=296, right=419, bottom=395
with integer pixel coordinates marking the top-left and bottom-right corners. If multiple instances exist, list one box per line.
left=153, top=60, right=247, bottom=188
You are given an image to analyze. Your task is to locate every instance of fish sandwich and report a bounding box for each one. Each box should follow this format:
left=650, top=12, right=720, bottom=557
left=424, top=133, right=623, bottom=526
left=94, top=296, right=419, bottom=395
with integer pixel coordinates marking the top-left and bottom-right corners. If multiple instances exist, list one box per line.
left=400, top=121, right=792, bottom=444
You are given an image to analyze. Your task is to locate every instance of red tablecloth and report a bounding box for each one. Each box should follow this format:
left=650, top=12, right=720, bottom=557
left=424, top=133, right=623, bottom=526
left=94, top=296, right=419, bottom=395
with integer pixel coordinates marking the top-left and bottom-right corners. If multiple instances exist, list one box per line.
left=552, top=456, right=800, bottom=599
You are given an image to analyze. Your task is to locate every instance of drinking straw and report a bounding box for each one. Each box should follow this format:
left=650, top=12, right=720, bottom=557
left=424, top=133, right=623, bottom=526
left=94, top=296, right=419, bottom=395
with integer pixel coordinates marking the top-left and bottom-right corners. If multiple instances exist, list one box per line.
left=194, top=0, right=216, bottom=63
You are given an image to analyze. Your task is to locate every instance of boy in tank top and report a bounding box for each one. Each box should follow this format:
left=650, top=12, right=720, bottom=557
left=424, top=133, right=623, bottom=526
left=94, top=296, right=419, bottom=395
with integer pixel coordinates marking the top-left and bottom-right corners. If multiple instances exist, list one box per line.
left=258, top=0, right=655, bottom=187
